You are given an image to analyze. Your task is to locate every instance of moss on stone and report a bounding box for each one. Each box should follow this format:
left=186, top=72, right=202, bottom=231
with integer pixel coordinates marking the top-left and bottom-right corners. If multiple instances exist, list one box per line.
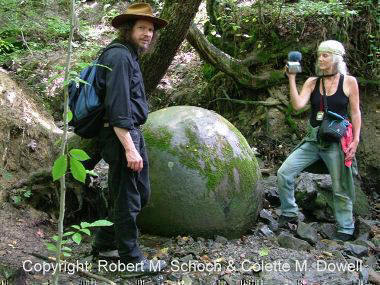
left=142, top=124, right=173, bottom=152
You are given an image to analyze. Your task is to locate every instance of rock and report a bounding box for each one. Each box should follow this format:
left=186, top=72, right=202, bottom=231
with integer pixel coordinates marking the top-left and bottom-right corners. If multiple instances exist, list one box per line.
left=180, top=254, right=194, bottom=263
left=296, top=222, right=319, bottom=245
left=319, top=223, right=336, bottom=240
left=371, top=237, right=380, bottom=248
left=181, top=275, right=193, bottom=285
left=344, top=243, right=368, bottom=257
left=167, top=272, right=181, bottom=281
left=259, top=209, right=278, bottom=231
left=359, top=265, right=369, bottom=284
left=214, top=235, right=228, bottom=245
left=259, top=225, right=274, bottom=237
left=369, top=268, right=380, bottom=285
left=196, top=237, right=205, bottom=243
left=277, top=232, right=312, bottom=251
left=352, top=239, right=376, bottom=250
left=365, top=255, right=378, bottom=268
left=266, top=107, right=288, bottom=140
left=313, top=208, right=334, bottom=222
left=357, top=218, right=378, bottom=241
left=294, top=173, right=318, bottom=210
left=138, top=106, right=262, bottom=238
left=256, top=176, right=280, bottom=205
left=294, top=173, right=370, bottom=218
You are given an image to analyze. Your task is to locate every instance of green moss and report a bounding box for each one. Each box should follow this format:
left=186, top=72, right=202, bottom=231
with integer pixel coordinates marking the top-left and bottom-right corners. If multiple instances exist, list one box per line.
left=144, top=122, right=259, bottom=196
left=142, top=125, right=173, bottom=152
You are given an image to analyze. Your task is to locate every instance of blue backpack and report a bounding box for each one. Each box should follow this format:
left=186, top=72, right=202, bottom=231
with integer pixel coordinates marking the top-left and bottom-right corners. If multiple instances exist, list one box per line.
left=68, top=43, right=128, bottom=138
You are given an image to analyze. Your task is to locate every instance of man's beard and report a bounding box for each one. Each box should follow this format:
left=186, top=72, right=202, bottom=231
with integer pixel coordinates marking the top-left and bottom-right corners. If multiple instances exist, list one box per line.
left=130, top=39, right=149, bottom=55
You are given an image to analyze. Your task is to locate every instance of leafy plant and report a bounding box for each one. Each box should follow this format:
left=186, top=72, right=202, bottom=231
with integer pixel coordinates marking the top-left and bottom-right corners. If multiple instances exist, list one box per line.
left=46, top=220, right=113, bottom=257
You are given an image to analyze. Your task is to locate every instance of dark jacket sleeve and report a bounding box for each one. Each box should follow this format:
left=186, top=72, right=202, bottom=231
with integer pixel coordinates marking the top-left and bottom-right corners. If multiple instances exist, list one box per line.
left=104, top=48, right=134, bottom=130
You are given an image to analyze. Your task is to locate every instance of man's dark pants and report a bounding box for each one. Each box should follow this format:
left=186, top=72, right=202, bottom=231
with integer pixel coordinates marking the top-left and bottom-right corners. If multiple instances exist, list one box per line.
left=93, top=127, right=150, bottom=263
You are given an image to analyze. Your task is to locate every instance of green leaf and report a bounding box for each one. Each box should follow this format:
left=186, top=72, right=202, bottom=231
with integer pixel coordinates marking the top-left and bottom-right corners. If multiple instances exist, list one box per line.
left=10, top=195, right=21, bottom=205
left=69, top=149, right=90, bottom=161
left=52, top=235, right=59, bottom=241
left=89, top=219, right=114, bottom=227
left=63, top=79, right=70, bottom=87
left=23, top=190, right=32, bottom=198
left=62, top=246, right=72, bottom=252
left=63, top=231, right=75, bottom=237
left=80, top=222, right=91, bottom=228
left=80, top=228, right=91, bottom=236
left=62, top=252, right=71, bottom=257
left=76, top=78, right=90, bottom=85
left=94, top=63, right=112, bottom=71
left=1, top=169, right=13, bottom=181
left=66, top=111, right=73, bottom=123
left=46, top=243, right=57, bottom=252
left=70, top=158, right=86, bottom=183
left=71, top=225, right=80, bottom=230
left=259, top=247, right=269, bottom=257
left=54, top=66, right=65, bottom=70
left=72, top=233, right=82, bottom=245
left=52, top=154, right=67, bottom=181
left=86, top=170, right=98, bottom=177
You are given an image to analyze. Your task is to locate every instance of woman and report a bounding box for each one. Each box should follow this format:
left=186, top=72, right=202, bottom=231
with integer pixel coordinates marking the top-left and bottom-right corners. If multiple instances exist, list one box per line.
left=277, top=40, right=361, bottom=241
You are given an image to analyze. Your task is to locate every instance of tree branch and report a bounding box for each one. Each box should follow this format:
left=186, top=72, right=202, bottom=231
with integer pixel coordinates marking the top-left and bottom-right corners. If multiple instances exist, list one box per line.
left=186, top=23, right=286, bottom=89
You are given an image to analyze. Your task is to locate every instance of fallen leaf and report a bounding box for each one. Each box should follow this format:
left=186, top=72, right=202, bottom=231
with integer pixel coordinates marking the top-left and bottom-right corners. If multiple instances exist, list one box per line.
left=36, top=229, right=45, bottom=238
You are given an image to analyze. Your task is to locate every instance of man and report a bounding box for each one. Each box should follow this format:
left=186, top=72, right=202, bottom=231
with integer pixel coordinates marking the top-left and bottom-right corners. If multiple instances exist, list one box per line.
left=92, top=3, right=168, bottom=274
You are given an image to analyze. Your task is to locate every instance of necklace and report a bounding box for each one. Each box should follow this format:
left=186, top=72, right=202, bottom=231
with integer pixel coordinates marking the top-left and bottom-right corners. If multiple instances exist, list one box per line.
left=323, top=74, right=338, bottom=96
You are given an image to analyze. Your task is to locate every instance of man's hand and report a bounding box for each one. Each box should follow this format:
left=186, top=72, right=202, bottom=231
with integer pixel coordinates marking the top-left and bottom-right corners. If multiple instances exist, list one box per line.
left=345, top=139, right=359, bottom=162
left=126, top=148, right=143, bottom=172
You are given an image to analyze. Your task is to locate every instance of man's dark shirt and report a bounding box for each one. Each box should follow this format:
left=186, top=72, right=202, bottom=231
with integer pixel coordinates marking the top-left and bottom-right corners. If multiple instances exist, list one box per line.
left=95, top=41, right=148, bottom=130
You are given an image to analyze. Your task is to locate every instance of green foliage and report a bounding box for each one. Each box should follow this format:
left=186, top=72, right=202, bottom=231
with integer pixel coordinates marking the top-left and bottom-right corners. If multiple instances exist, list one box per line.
left=46, top=17, right=71, bottom=38
left=46, top=220, right=113, bottom=255
left=9, top=187, right=33, bottom=206
left=52, top=154, right=68, bottom=181
left=206, top=0, right=378, bottom=79
left=201, top=63, right=218, bottom=81
left=0, top=0, right=70, bottom=65
left=51, top=149, right=91, bottom=183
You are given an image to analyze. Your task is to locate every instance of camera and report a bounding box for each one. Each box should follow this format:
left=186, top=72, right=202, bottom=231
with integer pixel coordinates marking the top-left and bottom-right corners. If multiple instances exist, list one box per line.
left=287, top=51, right=302, bottom=73
left=287, top=61, right=302, bottom=73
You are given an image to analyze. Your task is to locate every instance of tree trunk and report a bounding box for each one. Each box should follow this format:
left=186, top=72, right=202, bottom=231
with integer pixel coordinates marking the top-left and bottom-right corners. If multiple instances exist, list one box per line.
left=186, top=23, right=286, bottom=89
left=141, top=0, right=203, bottom=94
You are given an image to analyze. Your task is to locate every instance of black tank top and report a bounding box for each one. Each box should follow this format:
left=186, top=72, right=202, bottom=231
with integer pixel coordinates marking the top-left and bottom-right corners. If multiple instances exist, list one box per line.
left=310, top=74, right=349, bottom=127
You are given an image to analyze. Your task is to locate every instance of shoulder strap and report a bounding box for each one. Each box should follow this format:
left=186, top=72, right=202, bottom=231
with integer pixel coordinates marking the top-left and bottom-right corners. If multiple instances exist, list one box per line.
left=321, top=77, right=328, bottom=112
left=337, top=73, right=344, bottom=91
left=97, top=43, right=130, bottom=60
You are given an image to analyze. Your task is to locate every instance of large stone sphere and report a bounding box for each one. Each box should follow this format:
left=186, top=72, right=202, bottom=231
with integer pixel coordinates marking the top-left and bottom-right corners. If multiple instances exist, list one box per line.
left=138, top=106, right=262, bottom=238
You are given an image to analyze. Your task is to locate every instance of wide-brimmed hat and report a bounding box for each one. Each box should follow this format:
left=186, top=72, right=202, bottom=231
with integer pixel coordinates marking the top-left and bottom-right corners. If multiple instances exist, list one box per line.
left=111, top=3, right=168, bottom=30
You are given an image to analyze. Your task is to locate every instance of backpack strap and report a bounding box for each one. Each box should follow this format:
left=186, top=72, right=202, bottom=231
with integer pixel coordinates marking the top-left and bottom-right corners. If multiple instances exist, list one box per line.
left=97, top=43, right=130, bottom=61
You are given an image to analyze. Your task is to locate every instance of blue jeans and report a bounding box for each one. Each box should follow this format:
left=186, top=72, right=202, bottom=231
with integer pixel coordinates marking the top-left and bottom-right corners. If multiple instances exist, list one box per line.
left=277, top=141, right=355, bottom=235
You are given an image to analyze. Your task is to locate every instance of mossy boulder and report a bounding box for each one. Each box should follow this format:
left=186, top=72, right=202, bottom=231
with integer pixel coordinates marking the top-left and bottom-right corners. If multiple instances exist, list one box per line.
left=138, top=106, right=262, bottom=239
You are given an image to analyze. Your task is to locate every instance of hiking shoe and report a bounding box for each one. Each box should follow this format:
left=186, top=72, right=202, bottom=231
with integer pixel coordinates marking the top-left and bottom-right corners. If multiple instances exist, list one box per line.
left=278, top=215, right=299, bottom=228
left=91, top=247, right=120, bottom=261
left=332, top=232, right=353, bottom=242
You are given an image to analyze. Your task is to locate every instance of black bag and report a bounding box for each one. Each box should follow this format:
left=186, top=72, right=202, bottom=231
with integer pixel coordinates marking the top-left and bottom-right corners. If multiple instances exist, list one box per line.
left=68, top=43, right=129, bottom=138
left=318, top=77, right=349, bottom=142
